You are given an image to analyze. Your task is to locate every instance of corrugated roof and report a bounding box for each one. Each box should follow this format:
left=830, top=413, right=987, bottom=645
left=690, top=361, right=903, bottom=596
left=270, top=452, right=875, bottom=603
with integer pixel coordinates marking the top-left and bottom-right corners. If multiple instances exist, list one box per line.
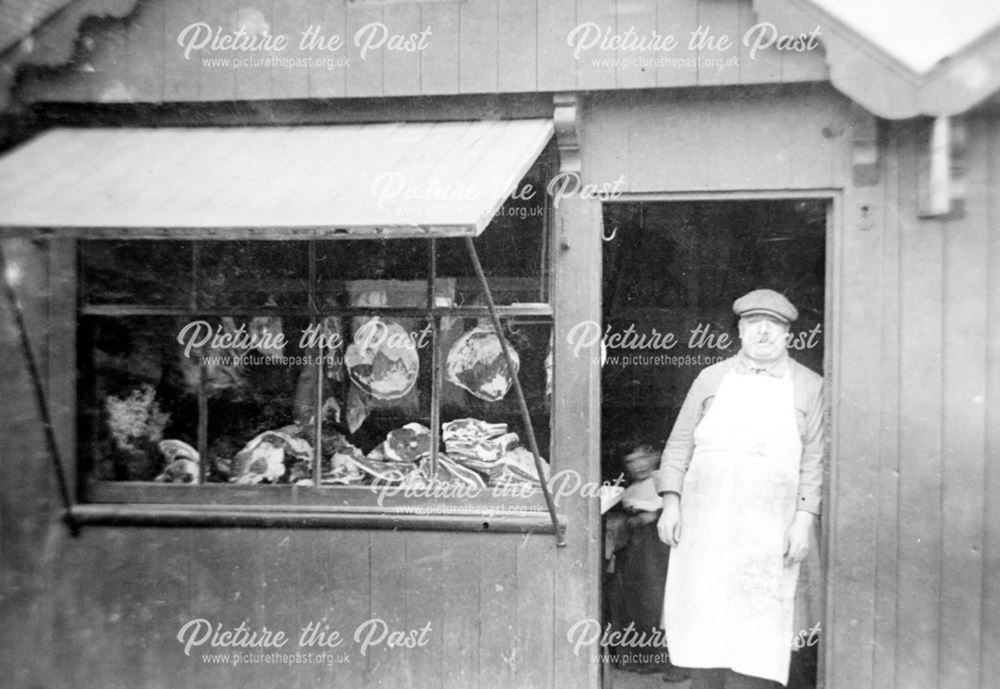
left=0, top=119, right=554, bottom=236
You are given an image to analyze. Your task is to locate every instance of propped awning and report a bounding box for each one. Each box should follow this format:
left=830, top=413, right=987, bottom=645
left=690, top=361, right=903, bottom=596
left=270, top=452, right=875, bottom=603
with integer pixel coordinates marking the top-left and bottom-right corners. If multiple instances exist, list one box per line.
left=0, top=119, right=553, bottom=237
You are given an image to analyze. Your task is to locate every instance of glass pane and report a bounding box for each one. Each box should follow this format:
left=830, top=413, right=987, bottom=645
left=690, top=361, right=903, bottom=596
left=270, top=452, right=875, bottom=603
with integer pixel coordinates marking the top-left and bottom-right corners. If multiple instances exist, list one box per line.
left=315, top=240, right=429, bottom=309
left=439, top=320, right=552, bottom=489
left=196, top=241, right=309, bottom=309
left=83, top=315, right=198, bottom=482
left=316, top=314, right=433, bottom=487
left=436, top=172, right=549, bottom=307
left=192, top=314, right=311, bottom=484
left=81, top=241, right=192, bottom=306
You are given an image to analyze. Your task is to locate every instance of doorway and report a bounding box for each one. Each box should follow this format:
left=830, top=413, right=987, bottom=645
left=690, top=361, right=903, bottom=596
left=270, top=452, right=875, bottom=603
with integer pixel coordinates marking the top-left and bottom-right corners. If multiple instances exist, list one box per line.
left=599, top=198, right=827, bottom=689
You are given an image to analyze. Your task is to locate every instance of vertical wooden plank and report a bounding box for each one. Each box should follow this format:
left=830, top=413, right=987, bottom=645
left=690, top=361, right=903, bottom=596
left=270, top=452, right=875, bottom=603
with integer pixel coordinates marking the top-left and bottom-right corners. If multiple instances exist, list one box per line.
left=186, top=534, right=234, bottom=687
left=345, top=4, right=384, bottom=97
left=367, top=531, right=409, bottom=687
left=296, top=531, right=371, bottom=689
left=825, top=116, right=881, bottom=689
left=981, top=114, right=1000, bottom=689
left=871, top=122, right=901, bottom=689
left=440, top=534, right=481, bottom=689
left=497, top=0, right=536, bottom=92
left=406, top=534, right=444, bottom=689
left=162, top=0, right=203, bottom=100
left=137, top=531, right=199, bottom=688
left=382, top=3, right=423, bottom=96
left=459, top=0, right=499, bottom=94
left=44, top=237, right=74, bottom=686
left=573, top=0, right=616, bottom=91
left=536, top=0, right=575, bottom=92
left=694, top=0, right=740, bottom=86
left=120, top=531, right=157, bottom=688
left=222, top=529, right=270, bottom=689
left=56, top=530, right=133, bottom=688
left=515, top=533, right=555, bottom=689
left=655, top=0, right=700, bottom=88
left=270, top=0, right=312, bottom=100
left=0, top=235, right=57, bottom=688
left=198, top=0, right=238, bottom=102
left=938, top=115, right=989, bottom=689
left=895, top=121, right=944, bottom=689
left=252, top=532, right=301, bottom=688
left=478, top=535, right=518, bottom=689
left=736, top=0, right=780, bottom=84
left=613, top=0, right=657, bottom=90
left=307, top=0, right=348, bottom=99
left=419, top=1, right=459, bottom=95
left=551, top=189, right=603, bottom=689
left=232, top=0, right=274, bottom=102
left=126, top=0, right=167, bottom=102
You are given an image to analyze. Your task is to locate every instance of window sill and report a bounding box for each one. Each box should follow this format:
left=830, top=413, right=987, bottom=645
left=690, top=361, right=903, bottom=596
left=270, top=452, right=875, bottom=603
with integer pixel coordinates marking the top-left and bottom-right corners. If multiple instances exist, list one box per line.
left=75, top=483, right=566, bottom=536
left=69, top=503, right=564, bottom=535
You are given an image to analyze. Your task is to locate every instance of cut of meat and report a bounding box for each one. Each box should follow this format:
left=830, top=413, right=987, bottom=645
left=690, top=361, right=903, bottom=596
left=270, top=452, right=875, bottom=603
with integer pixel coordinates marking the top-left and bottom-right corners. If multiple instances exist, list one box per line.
left=381, top=422, right=432, bottom=463
left=442, top=418, right=509, bottom=443
left=445, top=326, right=520, bottom=402
left=154, top=458, right=199, bottom=483
left=345, top=318, right=420, bottom=400
left=321, top=452, right=366, bottom=485
left=232, top=429, right=314, bottom=484
left=348, top=454, right=420, bottom=484
left=489, top=446, right=550, bottom=488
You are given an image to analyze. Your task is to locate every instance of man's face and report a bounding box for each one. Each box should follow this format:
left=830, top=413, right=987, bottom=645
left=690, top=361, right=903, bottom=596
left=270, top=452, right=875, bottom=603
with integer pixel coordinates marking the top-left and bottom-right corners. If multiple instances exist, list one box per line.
left=738, top=315, right=790, bottom=362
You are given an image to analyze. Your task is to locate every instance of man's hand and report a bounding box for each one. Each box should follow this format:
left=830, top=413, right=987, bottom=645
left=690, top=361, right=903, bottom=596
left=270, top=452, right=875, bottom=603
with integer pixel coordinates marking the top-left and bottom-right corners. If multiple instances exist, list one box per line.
left=784, top=510, right=814, bottom=564
left=657, top=493, right=682, bottom=547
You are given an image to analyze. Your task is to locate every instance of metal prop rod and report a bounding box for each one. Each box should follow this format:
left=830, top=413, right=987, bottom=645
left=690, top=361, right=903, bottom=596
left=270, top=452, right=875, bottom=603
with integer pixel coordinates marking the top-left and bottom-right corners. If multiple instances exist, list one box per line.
left=0, top=239, right=77, bottom=530
left=463, top=237, right=566, bottom=547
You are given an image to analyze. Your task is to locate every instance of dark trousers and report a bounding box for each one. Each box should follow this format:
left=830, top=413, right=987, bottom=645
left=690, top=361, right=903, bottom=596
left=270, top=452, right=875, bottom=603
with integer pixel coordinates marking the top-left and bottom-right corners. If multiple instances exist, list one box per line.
left=689, top=668, right=783, bottom=689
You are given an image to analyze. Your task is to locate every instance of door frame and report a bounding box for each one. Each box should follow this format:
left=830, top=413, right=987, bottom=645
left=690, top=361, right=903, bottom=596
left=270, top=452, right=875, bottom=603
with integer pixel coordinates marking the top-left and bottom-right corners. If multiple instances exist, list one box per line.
left=598, top=188, right=843, bottom=689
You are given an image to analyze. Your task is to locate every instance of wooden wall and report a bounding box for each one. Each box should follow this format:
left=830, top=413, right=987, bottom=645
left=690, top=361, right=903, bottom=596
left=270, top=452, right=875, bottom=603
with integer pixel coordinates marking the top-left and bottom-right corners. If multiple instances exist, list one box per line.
left=4, top=58, right=1000, bottom=689
left=0, top=230, right=593, bottom=688
left=35, top=528, right=560, bottom=689
left=580, top=86, right=1000, bottom=689
left=13, top=0, right=828, bottom=105
left=825, top=111, right=1000, bottom=689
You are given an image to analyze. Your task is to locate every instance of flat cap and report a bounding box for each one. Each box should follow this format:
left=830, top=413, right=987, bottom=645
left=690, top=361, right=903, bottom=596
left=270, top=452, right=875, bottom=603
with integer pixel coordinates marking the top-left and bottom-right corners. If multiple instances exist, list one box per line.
left=733, top=289, right=798, bottom=323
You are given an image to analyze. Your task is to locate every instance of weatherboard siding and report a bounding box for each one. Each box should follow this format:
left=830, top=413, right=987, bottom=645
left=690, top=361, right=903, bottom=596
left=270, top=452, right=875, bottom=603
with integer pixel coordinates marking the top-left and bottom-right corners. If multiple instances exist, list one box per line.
left=15, top=0, right=828, bottom=104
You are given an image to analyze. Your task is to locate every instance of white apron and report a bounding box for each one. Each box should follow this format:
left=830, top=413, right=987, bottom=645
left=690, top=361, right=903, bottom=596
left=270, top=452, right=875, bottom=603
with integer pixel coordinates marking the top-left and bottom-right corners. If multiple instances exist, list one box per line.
left=664, top=369, right=802, bottom=686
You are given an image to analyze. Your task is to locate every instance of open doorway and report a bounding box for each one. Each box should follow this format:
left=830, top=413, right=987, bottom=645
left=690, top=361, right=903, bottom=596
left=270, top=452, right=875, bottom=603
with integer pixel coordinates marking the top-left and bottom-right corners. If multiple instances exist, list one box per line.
left=600, top=198, right=827, bottom=689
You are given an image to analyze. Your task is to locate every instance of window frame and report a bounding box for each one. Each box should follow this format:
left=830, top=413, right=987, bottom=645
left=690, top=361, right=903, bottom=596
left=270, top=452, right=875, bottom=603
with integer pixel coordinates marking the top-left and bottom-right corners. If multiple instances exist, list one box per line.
left=68, top=167, right=565, bottom=536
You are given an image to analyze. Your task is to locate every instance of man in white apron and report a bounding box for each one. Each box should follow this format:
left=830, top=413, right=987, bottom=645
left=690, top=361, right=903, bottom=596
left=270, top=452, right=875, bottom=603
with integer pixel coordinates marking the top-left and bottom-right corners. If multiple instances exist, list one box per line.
left=655, top=289, right=825, bottom=689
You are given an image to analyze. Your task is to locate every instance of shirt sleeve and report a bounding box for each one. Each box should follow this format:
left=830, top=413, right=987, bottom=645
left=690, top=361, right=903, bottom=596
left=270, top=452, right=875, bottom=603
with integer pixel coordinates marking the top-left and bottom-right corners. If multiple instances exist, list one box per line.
left=653, top=371, right=709, bottom=496
left=796, top=374, right=826, bottom=515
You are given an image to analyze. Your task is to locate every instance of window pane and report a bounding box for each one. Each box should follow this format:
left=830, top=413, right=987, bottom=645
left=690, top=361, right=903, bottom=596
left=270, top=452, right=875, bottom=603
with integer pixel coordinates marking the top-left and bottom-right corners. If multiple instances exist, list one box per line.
left=436, top=172, right=549, bottom=307
left=82, top=315, right=198, bottom=482
left=196, top=241, right=309, bottom=309
left=81, top=241, right=192, bottom=306
left=193, top=314, right=311, bottom=484
left=80, top=239, right=552, bottom=494
left=315, top=240, right=428, bottom=308
left=439, top=321, right=552, bottom=487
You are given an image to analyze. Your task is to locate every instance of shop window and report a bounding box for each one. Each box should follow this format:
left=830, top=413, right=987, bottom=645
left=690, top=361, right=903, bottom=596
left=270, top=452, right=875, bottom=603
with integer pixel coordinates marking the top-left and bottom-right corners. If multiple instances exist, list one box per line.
left=79, top=191, right=553, bottom=508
